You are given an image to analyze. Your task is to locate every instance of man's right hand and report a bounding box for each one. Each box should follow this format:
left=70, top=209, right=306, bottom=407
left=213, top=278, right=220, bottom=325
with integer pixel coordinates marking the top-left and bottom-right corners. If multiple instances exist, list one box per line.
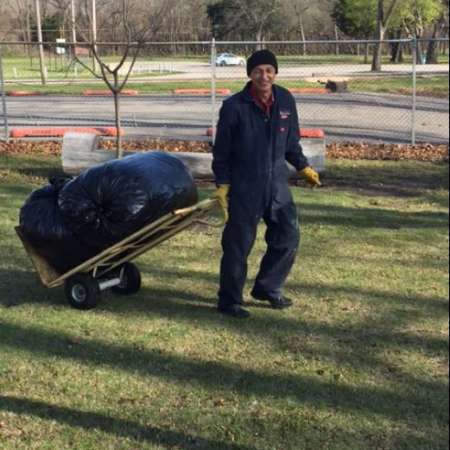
left=212, top=184, right=230, bottom=223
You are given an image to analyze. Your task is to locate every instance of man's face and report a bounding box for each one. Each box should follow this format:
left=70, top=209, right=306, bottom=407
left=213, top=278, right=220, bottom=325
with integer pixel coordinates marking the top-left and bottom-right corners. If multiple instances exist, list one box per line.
left=249, top=64, right=276, bottom=94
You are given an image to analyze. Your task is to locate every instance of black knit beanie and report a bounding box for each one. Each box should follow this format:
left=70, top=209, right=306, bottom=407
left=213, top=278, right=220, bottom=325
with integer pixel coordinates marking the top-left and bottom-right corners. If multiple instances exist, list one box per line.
left=246, top=50, right=278, bottom=76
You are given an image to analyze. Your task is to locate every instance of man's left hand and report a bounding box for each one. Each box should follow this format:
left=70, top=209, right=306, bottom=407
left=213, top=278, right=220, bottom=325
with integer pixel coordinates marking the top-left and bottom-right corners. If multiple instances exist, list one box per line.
left=299, top=167, right=322, bottom=188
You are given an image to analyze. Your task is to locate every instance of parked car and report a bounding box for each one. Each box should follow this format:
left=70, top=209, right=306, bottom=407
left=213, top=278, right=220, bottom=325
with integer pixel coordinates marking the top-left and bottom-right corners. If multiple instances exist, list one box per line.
left=215, top=53, right=246, bottom=66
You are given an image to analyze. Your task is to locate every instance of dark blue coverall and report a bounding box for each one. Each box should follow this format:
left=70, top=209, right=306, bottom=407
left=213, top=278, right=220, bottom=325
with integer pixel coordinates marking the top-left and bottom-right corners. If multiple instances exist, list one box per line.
left=212, top=81, right=310, bottom=308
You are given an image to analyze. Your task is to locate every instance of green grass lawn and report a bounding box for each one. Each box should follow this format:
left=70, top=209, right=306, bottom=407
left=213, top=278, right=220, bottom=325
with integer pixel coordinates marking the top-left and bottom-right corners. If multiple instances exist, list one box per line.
left=0, top=153, right=448, bottom=450
left=4, top=75, right=448, bottom=97
left=2, top=56, right=181, bottom=81
left=349, top=75, right=450, bottom=97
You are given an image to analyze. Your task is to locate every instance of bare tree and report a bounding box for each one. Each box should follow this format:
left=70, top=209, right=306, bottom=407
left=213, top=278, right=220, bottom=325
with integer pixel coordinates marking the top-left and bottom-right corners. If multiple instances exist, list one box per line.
left=293, top=1, right=309, bottom=55
left=0, top=4, right=16, bottom=40
left=72, top=0, right=150, bottom=158
left=238, top=0, right=280, bottom=45
left=6, top=0, right=33, bottom=44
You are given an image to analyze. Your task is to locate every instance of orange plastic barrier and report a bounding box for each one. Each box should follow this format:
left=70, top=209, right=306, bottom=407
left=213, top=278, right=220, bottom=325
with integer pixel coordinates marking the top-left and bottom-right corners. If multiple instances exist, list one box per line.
left=173, top=88, right=232, bottom=96
left=8, top=91, right=41, bottom=97
left=299, top=128, right=325, bottom=139
left=206, top=127, right=325, bottom=139
left=82, top=89, right=139, bottom=96
left=10, top=127, right=124, bottom=138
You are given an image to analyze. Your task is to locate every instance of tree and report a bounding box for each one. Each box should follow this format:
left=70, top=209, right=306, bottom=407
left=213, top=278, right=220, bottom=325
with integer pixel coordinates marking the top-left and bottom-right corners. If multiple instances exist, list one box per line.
left=207, top=0, right=281, bottom=43
left=292, top=0, right=309, bottom=54
left=333, top=0, right=377, bottom=38
left=72, top=0, right=151, bottom=158
left=371, top=0, right=402, bottom=71
left=238, top=0, right=281, bottom=44
left=426, top=0, right=449, bottom=63
left=397, top=0, right=443, bottom=63
left=6, top=0, right=33, bottom=44
left=0, top=3, right=15, bottom=40
left=332, top=0, right=377, bottom=61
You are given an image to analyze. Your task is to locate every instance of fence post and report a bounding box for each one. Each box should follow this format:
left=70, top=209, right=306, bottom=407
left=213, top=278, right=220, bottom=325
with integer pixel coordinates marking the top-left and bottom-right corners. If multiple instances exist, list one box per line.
left=411, top=37, right=417, bottom=146
left=0, top=45, right=9, bottom=142
left=211, top=38, right=217, bottom=144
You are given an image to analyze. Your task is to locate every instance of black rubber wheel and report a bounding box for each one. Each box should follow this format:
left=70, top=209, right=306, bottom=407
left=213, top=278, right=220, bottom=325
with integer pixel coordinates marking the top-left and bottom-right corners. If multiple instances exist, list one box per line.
left=64, top=274, right=101, bottom=310
left=112, top=262, right=141, bottom=296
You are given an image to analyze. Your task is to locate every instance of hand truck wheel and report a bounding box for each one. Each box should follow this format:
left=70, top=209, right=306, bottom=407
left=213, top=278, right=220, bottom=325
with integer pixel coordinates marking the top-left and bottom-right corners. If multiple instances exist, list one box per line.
left=112, top=262, right=141, bottom=296
left=64, top=273, right=101, bottom=310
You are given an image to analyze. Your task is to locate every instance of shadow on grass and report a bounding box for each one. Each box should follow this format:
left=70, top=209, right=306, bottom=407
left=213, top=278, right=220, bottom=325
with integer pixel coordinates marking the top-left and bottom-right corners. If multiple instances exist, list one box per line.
left=14, top=167, right=65, bottom=179
left=318, top=161, right=449, bottom=199
left=0, top=183, right=34, bottom=198
left=112, top=265, right=448, bottom=319
left=0, top=319, right=447, bottom=431
left=147, top=286, right=447, bottom=354
left=0, top=269, right=61, bottom=308
left=298, top=203, right=448, bottom=229
left=0, top=396, right=256, bottom=450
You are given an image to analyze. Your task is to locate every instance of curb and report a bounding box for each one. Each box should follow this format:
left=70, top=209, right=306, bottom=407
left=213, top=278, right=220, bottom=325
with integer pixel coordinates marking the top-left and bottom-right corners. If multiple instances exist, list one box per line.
left=10, top=127, right=124, bottom=138
left=173, top=88, right=232, bottom=96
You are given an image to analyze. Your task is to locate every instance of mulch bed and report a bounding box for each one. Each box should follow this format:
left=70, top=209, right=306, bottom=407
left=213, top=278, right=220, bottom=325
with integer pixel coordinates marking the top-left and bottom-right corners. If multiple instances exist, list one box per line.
left=0, top=139, right=448, bottom=162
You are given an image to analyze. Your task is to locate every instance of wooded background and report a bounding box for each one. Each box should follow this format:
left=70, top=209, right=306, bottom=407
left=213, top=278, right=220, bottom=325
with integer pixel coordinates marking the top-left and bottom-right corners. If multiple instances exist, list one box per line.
left=0, top=0, right=448, bottom=45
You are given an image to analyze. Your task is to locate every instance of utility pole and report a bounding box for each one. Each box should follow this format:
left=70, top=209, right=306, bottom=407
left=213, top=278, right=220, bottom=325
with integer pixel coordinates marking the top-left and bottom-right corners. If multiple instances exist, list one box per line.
left=71, top=0, right=77, bottom=44
left=91, top=0, right=98, bottom=71
left=35, top=0, right=47, bottom=85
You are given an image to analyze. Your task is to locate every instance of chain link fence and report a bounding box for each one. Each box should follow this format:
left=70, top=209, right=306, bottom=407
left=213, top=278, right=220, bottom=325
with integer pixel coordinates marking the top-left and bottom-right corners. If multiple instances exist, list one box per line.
left=0, top=39, right=448, bottom=144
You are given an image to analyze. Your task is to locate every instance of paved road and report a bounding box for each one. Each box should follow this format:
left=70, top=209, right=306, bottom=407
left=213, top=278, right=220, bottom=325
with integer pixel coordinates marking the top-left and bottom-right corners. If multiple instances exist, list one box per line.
left=6, top=61, right=448, bottom=84
left=133, top=61, right=449, bottom=81
left=6, top=61, right=449, bottom=84
left=1, top=92, right=448, bottom=143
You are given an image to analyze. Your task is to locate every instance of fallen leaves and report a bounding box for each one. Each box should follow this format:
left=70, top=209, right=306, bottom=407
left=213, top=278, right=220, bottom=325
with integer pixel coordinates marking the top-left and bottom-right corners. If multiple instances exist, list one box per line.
left=326, top=142, right=449, bottom=162
left=0, top=140, right=61, bottom=156
left=0, top=139, right=448, bottom=162
left=99, top=139, right=211, bottom=153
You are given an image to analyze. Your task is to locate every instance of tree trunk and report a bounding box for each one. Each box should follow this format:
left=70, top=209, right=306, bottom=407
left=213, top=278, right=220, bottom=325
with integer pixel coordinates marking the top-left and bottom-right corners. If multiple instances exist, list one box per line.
left=416, top=36, right=424, bottom=64
left=299, top=16, right=307, bottom=56
left=390, top=31, right=403, bottom=63
left=256, top=28, right=263, bottom=50
left=372, top=27, right=385, bottom=71
left=334, top=24, right=339, bottom=56
left=426, top=20, right=444, bottom=64
left=113, top=81, right=122, bottom=159
left=364, top=42, right=370, bottom=64
left=372, top=0, right=385, bottom=72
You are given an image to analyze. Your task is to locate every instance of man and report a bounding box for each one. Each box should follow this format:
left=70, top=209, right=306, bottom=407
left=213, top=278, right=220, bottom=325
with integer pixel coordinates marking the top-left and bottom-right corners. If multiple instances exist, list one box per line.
left=212, top=49, right=321, bottom=319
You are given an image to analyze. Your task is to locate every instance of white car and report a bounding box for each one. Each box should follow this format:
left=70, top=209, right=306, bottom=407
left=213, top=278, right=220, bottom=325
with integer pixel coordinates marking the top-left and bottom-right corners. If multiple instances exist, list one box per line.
left=215, top=53, right=246, bottom=67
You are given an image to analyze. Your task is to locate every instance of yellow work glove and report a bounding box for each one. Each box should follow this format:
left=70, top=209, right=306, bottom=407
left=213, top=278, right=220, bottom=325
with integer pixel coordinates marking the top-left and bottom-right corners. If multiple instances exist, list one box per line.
left=299, top=167, right=322, bottom=188
left=212, top=184, right=230, bottom=223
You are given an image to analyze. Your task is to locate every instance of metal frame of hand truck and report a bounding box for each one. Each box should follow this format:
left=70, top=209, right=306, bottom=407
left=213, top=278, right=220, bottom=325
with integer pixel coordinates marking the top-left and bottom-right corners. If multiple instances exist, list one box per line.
left=15, top=198, right=220, bottom=309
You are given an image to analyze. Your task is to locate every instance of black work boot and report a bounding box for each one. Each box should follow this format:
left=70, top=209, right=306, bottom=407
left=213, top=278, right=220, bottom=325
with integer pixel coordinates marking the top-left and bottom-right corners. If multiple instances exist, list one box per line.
left=251, top=291, right=293, bottom=310
left=218, top=304, right=251, bottom=318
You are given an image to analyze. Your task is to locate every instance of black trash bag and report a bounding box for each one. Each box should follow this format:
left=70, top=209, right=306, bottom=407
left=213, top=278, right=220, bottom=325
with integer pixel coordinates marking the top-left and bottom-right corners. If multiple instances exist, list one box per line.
left=19, top=180, right=97, bottom=273
left=58, top=152, right=198, bottom=249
